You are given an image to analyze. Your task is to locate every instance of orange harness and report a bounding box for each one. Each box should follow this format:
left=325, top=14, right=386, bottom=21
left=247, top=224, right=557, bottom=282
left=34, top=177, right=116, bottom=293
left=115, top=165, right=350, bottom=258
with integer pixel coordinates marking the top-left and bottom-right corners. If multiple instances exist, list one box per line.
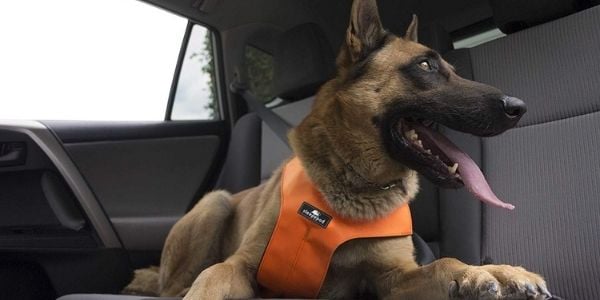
left=257, top=157, right=413, bottom=298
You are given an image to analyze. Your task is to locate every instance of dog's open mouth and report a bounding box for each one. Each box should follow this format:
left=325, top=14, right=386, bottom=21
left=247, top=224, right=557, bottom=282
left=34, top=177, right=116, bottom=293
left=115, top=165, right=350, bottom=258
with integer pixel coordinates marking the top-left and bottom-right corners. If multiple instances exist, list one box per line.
left=395, top=119, right=515, bottom=210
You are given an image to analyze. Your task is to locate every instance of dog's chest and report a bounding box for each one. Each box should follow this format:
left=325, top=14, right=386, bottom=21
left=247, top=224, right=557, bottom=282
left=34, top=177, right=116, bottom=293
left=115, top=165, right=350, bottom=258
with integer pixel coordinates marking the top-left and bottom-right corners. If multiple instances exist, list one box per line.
left=257, top=158, right=413, bottom=298
left=320, top=238, right=386, bottom=297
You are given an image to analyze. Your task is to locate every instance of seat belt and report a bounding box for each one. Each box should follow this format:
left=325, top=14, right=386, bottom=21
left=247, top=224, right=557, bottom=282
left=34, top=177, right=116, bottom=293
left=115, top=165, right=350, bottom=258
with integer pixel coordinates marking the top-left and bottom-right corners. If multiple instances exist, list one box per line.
left=230, top=80, right=292, bottom=148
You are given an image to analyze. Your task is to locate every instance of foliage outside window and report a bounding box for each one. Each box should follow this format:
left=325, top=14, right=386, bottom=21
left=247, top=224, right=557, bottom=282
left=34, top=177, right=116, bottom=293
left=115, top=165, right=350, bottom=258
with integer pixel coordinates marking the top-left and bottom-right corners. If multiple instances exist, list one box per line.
left=244, top=46, right=275, bottom=104
left=172, top=25, right=219, bottom=120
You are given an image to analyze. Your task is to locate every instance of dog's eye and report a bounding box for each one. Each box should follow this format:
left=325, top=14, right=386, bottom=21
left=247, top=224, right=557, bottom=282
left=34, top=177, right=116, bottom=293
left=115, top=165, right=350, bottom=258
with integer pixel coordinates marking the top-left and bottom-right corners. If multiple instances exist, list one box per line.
left=418, top=60, right=433, bottom=71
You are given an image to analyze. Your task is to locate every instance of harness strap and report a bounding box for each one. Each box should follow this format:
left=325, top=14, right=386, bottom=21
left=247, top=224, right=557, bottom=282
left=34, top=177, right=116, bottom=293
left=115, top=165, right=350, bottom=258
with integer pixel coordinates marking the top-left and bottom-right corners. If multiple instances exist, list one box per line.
left=257, top=157, right=413, bottom=298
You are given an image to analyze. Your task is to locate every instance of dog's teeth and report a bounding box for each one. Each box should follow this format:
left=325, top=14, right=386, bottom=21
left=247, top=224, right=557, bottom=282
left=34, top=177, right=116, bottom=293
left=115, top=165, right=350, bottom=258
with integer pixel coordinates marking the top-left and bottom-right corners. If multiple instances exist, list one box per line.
left=448, top=163, right=459, bottom=174
left=412, top=133, right=419, bottom=141
left=416, top=140, right=423, bottom=148
left=424, top=149, right=432, bottom=154
left=405, top=129, right=418, bottom=140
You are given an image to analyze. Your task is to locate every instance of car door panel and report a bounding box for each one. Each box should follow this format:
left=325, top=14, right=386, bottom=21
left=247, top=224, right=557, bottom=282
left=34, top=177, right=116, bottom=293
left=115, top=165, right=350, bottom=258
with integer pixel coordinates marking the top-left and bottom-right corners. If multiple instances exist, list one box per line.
left=0, top=119, right=227, bottom=297
left=45, top=120, right=228, bottom=251
left=0, top=120, right=120, bottom=248
left=0, top=120, right=130, bottom=296
left=63, top=135, right=220, bottom=250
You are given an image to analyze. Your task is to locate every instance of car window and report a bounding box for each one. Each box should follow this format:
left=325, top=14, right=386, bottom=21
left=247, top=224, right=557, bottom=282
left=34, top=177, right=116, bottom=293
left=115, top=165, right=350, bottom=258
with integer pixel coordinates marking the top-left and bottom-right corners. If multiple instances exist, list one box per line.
left=244, top=46, right=275, bottom=104
left=171, top=25, right=220, bottom=120
left=0, top=0, right=186, bottom=121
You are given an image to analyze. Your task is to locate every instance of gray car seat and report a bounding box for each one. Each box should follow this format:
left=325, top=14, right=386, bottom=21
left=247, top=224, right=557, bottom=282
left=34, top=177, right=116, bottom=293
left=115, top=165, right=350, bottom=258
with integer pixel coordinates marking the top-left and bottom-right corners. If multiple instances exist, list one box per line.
left=438, top=1, right=600, bottom=299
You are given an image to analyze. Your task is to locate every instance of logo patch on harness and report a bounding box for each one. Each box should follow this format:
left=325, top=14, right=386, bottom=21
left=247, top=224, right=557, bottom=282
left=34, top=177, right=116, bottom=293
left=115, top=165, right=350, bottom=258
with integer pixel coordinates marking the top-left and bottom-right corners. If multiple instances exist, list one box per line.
left=298, top=202, right=332, bottom=228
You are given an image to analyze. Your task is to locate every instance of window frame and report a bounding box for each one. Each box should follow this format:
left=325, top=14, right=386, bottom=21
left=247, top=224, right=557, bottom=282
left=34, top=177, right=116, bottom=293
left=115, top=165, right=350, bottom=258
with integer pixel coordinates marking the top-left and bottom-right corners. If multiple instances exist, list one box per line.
left=165, top=21, right=228, bottom=122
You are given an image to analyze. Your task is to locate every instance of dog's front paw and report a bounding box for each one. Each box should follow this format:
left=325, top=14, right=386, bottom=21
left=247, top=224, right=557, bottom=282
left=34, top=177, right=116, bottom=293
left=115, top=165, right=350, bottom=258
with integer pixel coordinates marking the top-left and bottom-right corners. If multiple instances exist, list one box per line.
left=184, top=262, right=254, bottom=300
left=448, top=265, right=551, bottom=299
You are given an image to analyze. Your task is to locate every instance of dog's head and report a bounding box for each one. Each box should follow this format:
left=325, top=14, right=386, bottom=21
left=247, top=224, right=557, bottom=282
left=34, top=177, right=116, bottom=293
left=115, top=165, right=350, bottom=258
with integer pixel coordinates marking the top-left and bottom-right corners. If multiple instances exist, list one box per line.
left=299, top=0, right=526, bottom=209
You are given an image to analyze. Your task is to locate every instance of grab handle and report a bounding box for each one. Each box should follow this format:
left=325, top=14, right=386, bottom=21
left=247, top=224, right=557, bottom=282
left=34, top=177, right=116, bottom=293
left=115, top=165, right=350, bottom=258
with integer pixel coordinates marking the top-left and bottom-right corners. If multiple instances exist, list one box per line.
left=0, top=142, right=26, bottom=166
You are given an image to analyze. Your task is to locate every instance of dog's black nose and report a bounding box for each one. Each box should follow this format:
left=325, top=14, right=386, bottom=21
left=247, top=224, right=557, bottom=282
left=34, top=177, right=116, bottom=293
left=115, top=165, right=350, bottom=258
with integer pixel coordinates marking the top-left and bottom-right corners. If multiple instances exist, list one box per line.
left=501, top=96, right=527, bottom=118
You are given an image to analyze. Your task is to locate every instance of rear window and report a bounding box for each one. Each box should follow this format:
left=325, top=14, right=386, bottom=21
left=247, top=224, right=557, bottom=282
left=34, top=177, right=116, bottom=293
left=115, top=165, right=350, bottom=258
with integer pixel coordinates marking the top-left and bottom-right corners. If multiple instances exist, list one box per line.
left=244, top=46, right=275, bottom=104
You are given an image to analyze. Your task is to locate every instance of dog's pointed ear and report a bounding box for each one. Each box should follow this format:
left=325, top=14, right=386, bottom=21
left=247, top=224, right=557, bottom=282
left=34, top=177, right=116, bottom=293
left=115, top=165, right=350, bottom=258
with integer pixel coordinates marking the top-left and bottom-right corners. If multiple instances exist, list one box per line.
left=404, top=14, right=418, bottom=42
left=346, top=0, right=386, bottom=62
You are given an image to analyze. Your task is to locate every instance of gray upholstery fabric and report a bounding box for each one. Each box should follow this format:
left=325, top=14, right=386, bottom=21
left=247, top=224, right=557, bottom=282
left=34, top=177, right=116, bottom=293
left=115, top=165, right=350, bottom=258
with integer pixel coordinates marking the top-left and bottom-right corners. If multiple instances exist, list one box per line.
left=489, top=0, right=578, bottom=33
left=481, top=113, right=600, bottom=300
left=260, top=96, right=314, bottom=180
left=468, top=5, right=600, bottom=299
left=412, top=233, right=436, bottom=265
left=409, top=176, right=440, bottom=246
left=215, top=113, right=262, bottom=193
left=272, top=23, right=335, bottom=100
left=470, top=5, right=600, bottom=127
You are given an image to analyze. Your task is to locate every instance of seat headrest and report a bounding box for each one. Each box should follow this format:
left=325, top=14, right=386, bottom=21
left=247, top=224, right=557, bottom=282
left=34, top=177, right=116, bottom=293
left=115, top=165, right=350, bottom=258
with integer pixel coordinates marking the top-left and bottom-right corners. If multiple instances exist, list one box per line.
left=272, top=23, right=335, bottom=101
left=490, top=0, right=582, bottom=33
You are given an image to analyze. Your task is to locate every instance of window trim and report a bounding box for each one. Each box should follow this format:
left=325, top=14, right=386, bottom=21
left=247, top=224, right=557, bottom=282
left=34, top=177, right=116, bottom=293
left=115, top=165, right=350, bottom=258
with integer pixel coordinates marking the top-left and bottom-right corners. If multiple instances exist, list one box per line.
left=165, top=21, right=227, bottom=122
left=165, top=22, right=192, bottom=121
left=212, top=26, right=228, bottom=121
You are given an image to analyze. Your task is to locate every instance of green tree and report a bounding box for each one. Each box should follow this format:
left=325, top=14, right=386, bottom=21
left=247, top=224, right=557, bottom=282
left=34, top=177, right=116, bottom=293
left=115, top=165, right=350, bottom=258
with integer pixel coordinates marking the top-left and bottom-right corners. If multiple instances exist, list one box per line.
left=190, top=31, right=217, bottom=119
left=244, top=46, right=274, bottom=103
left=191, top=34, right=275, bottom=119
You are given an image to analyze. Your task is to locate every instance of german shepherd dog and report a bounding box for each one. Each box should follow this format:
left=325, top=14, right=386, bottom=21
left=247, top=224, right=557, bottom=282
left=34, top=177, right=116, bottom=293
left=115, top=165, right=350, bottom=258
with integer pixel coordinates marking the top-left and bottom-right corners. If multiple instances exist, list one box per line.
left=125, top=0, right=551, bottom=298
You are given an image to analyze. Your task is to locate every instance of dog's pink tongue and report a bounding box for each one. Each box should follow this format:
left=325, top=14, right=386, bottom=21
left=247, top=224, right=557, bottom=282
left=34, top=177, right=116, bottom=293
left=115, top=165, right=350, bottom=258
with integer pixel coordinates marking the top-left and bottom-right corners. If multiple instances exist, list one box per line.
left=414, top=125, right=515, bottom=210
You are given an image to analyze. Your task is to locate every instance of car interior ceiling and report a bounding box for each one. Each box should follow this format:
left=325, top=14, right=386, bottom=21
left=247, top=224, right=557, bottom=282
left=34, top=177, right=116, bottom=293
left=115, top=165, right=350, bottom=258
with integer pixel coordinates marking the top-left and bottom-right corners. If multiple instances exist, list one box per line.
left=1, top=0, right=599, bottom=299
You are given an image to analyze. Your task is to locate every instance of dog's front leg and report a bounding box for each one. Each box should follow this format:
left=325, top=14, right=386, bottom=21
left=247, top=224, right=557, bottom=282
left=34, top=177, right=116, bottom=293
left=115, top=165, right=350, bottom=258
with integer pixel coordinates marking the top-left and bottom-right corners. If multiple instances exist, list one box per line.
left=380, top=257, right=551, bottom=300
left=183, top=184, right=281, bottom=300
left=183, top=255, right=255, bottom=300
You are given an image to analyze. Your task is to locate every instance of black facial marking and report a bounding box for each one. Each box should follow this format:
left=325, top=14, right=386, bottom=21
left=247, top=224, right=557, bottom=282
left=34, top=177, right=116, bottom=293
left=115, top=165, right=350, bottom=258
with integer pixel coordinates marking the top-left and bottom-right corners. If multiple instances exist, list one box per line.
left=399, top=54, right=449, bottom=90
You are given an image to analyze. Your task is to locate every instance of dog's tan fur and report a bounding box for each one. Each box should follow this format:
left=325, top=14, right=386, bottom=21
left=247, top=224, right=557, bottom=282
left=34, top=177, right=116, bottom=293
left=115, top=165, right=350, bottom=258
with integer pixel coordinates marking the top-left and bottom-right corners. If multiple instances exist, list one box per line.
left=124, top=0, right=549, bottom=298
